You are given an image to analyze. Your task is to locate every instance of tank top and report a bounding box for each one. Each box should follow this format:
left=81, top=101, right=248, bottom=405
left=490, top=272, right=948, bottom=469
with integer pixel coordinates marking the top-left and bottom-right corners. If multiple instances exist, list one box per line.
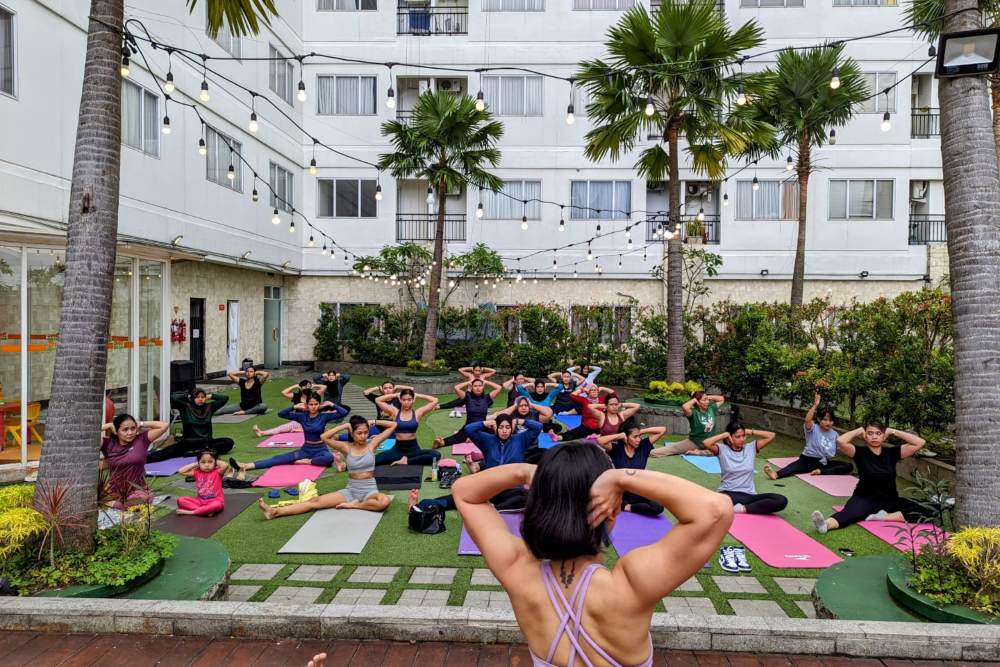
left=347, top=449, right=376, bottom=473
left=599, top=413, right=625, bottom=437
left=239, top=378, right=263, bottom=410
left=464, top=393, right=493, bottom=425
left=193, top=468, right=224, bottom=502
left=396, top=411, right=419, bottom=434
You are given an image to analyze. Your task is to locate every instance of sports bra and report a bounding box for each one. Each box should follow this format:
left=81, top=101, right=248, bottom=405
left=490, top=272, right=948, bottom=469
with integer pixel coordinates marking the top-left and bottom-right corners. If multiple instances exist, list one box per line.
left=600, top=413, right=623, bottom=437
left=395, top=411, right=419, bottom=434
left=531, top=562, right=653, bottom=667
left=347, top=449, right=375, bottom=474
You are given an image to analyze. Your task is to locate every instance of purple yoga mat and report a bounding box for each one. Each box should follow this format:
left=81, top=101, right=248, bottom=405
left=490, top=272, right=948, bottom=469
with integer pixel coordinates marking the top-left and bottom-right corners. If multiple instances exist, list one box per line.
left=459, top=512, right=523, bottom=555
left=609, top=511, right=673, bottom=557
left=144, top=457, right=197, bottom=477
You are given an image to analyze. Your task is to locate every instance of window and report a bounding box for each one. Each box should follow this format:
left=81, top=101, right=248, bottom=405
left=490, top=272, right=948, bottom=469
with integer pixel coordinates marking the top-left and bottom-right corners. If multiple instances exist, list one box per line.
left=318, top=0, right=377, bottom=9
left=734, top=180, right=799, bottom=220
left=482, top=75, right=543, bottom=116
left=206, top=10, right=241, bottom=58
left=265, top=286, right=282, bottom=299
left=570, top=305, right=632, bottom=344
left=205, top=126, right=242, bottom=191
left=828, top=179, right=894, bottom=220
left=834, top=0, right=896, bottom=5
left=573, top=0, right=634, bottom=9
left=0, top=7, right=13, bottom=96
left=484, top=0, right=544, bottom=10
left=317, top=75, right=377, bottom=115
left=496, top=306, right=524, bottom=342
left=482, top=180, right=542, bottom=219
left=269, top=45, right=294, bottom=105
left=121, top=80, right=159, bottom=157
left=270, top=163, right=294, bottom=213
left=569, top=181, right=631, bottom=220
left=318, top=178, right=378, bottom=218
left=739, top=0, right=803, bottom=6
left=859, top=73, right=897, bottom=113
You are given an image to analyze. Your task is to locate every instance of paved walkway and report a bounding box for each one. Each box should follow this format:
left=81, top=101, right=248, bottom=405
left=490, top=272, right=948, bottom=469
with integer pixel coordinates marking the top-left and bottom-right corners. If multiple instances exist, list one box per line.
left=1, top=633, right=988, bottom=667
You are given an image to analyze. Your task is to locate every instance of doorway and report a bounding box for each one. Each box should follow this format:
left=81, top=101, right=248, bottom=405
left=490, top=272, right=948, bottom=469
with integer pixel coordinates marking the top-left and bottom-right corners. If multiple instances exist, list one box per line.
left=264, top=286, right=282, bottom=369
left=226, top=300, right=240, bottom=372
left=189, top=298, right=206, bottom=380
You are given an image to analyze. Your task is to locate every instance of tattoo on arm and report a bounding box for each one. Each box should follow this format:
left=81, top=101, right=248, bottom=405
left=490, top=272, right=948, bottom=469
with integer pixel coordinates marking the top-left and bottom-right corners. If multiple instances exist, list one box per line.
left=625, top=469, right=637, bottom=476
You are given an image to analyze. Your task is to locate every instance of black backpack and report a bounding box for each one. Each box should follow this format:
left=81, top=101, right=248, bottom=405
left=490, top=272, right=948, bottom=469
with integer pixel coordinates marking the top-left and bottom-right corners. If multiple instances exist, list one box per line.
left=408, top=504, right=446, bottom=534
left=438, top=465, right=462, bottom=489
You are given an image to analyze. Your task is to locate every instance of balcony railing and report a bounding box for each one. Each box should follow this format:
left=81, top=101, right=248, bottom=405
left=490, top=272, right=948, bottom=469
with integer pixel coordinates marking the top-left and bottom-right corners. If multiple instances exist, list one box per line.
left=397, top=6, right=468, bottom=35
left=395, top=109, right=415, bottom=122
left=646, top=214, right=720, bottom=244
left=909, top=214, right=946, bottom=245
left=396, top=213, right=467, bottom=242
left=911, top=109, right=940, bottom=138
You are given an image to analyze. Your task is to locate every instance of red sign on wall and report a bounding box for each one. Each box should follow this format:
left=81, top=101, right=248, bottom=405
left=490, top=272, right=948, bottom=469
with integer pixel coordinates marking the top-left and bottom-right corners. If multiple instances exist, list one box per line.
left=218, top=304, right=226, bottom=311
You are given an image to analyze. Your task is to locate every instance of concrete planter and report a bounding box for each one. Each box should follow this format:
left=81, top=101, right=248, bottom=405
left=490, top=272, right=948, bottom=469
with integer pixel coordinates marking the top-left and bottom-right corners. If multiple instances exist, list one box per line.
left=34, top=557, right=165, bottom=599
left=886, top=559, right=998, bottom=625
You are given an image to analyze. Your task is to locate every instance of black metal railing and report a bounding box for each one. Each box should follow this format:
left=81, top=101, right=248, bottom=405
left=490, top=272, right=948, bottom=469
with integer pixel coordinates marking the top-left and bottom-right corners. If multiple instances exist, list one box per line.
left=645, top=214, right=720, bottom=244
left=909, top=214, right=946, bottom=245
left=396, top=213, right=467, bottom=241
left=911, top=109, right=940, bottom=138
left=397, top=6, right=468, bottom=34
left=395, top=109, right=415, bottom=122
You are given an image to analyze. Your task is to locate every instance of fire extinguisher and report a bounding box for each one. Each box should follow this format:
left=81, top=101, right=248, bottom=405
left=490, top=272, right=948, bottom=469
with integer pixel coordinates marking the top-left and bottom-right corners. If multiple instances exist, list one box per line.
left=178, top=318, right=187, bottom=343
left=170, top=318, right=180, bottom=343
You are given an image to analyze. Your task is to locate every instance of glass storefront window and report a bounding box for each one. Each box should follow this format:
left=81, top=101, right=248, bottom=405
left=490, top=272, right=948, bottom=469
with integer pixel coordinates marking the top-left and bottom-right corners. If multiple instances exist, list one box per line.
left=138, top=260, right=163, bottom=420
left=0, top=246, right=21, bottom=463
left=27, top=248, right=65, bottom=461
left=105, top=257, right=133, bottom=416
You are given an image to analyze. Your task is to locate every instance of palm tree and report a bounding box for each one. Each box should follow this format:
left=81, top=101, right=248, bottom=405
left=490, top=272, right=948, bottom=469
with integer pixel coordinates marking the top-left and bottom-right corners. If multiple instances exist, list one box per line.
left=936, top=0, right=1000, bottom=528
left=37, top=0, right=277, bottom=552
left=378, top=91, right=504, bottom=363
left=750, top=46, right=867, bottom=307
left=576, top=0, right=773, bottom=382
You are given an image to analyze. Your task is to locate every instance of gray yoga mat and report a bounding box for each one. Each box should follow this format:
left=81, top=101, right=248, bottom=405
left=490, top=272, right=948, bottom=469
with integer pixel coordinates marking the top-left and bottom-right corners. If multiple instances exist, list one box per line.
left=214, top=413, right=256, bottom=424
left=278, top=507, right=383, bottom=554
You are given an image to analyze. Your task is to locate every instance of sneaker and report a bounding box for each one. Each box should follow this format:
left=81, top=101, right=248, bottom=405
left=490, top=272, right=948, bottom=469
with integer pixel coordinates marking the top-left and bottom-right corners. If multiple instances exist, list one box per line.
left=732, top=503, right=746, bottom=514
left=811, top=510, right=828, bottom=534
left=866, top=510, right=888, bottom=521
left=718, top=546, right=740, bottom=573
left=734, top=547, right=751, bottom=572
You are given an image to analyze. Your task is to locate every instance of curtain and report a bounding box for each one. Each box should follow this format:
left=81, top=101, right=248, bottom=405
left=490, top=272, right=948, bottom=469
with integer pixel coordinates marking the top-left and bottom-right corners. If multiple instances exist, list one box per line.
left=484, top=0, right=544, bottom=10
left=206, top=128, right=218, bottom=184
left=269, top=47, right=278, bottom=96
left=524, top=181, right=541, bottom=218
left=317, top=76, right=336, bottom=114
left=756, top=181, right=780, bottom=219
left=524, top=76, right=543, bottom=115
left=592, top=0, right=617, bottom=8
left=318, top=180, right=335, bottom=217
left=781, top=182, right=799, bottom=220
left=828, top=180, right=847, bottom=219
left=735, top=181, right=754, bottom=220
left=614, top=181, right=630, bottom=219
left=570, top=181, right=588, bottom=219
left=848, top=180, right=874, bottom=218
left=500, top=76, right=522, bottom=115
left=142, top=90, right=158, bottom=156
left=0, top=11, right=12, bottom=95
left=121, top=80, right=142, bottom=150
left=336, top=76, right=360, bottom=115
left=317, top=0, right=336, bottom=8
left=875, top=180, right=893, bottom=219
left=230, top=140, right=242, bottom=190
left=573, top=0, right=590, bottom=8
left=588, top=181, right=613, bottom=218
left=359, top=76, right=376, bottom=114
left=859, top=74, right=877, bottom=113
left=877, top=73, right=897, bottom=112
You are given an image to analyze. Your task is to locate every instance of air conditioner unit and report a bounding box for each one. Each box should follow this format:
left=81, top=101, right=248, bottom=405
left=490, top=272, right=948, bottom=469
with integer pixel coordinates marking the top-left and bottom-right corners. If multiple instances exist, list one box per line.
left=438, top=79, right=464, bottom=93
left=910, top=181, right=928, bottom=201
left=686, top=183, right=708, bottom=197
left=404, top=79, right=423, bottom=90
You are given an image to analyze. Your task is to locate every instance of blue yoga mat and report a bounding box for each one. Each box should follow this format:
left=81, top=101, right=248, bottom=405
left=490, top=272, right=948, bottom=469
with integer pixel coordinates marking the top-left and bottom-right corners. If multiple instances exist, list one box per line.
left=376, top=438, right=396, bottom=453
left=538, top=432, right=556, bottom=449
left=681, top=454, right=721, bottom=474
left=556, top=413, right=581, bottom=429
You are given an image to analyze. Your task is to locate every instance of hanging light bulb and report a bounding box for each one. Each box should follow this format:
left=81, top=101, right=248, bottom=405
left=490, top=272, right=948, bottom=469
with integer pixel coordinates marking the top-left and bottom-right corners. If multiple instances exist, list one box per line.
left=386, top=86, right=396, bottom=109
left=573, top=269, right=578, bottom=278
left=625, top=228, right=631, bottom=240
left=198, top=138, right=207, bottom=156
left=475, top=90, right=485, bottom=111
left=723, top=192, right=729, bottom=206
left=880, top=111, right=891, bottom=132
left=289, top=220, right=295, bottom=233
left=618, top=255, right=622, bottom=268
left=736, top=84, right=747, bottom=106
left=309, top=158, right=317, bottom=176
left=321, top=243, right=328, bottom=255
left=227, top=164, right=236, bottom=181
left=644, top=94, right=655, bottom=116
left=627, top=238, right=633, bottom=251
left=297, top=79, right=307, bottom=103
left=426, top=186, right=435, bottom=205
left=248, top=111, right=259, bottom=133
left=308, top=234, right=315, bottom=247
left=476, top=202, right=484, bottom=219
left=161, top=115, right=171, bottom=135
left=830, top=67, right=841, bottom=90
left=521, top=216, right=528, bottom=231
left=120, top=48, right=130, bottom=77
left=558, top=217, right=565, bottom=232
left=199, top=79, right=210, bottom=102
left=272, top=208, right=280, bottom=225
left=697, top=207, right=705, bottom=222
left=533, top=274, right=538, bottom=285
left=375, top=184, right=383, bottom=201
left=164, top=70, right=175, bottom=94
left=829, top=128, right=837, bottom=144
left=586, top=244, right=593, bottom=261
left=786, top=156, right=794, bottom=171
left=752, top=176, right=760, bottom=191
left=252, top=188, right=259, bottom=203
left=566, top=104, right=575, bottom=126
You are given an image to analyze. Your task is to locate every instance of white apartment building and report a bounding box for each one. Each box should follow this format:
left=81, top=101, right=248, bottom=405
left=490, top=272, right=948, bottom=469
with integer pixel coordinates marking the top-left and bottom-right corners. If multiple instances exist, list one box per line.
left=0, top=0, right=947, bottom=471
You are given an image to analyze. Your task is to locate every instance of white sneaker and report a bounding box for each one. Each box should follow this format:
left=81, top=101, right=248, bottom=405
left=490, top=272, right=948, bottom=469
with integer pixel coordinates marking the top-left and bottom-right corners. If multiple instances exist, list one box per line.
left=732, top=503, right=745, bottom=514
left=811, top=510, right=828, bottom=534
left=866, top=510, right=889, bottom=521
left=718, top=546, right=740, bottom=573
left=734, top=547, right=751, bottom=572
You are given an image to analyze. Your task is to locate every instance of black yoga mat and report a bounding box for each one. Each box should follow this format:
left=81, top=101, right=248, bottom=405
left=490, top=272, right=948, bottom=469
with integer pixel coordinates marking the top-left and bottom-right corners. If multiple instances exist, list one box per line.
left=374, top=464, right=424, bottom=490
left=153, top=492, right=258, bottom=538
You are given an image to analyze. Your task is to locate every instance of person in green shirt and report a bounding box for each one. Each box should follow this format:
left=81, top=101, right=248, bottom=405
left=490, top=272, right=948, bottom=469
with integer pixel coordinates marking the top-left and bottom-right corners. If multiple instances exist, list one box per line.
left=650, top=390, right=726, bottom=457
left=146, top=388, right=235, bottom=462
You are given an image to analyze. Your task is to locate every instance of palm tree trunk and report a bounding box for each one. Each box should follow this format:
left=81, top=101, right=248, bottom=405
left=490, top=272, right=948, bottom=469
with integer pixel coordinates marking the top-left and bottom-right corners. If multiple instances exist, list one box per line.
left=991, top=73, right=1000, bottom=169
left=790, top=135, right=811, bottom=307
left=939, top=0, right=1000, bottom=528
left=666, top=124, right=685, bottom=382
left=34, top=0, right=125, bottom=551
left=421, top=178, right=447, bottom=363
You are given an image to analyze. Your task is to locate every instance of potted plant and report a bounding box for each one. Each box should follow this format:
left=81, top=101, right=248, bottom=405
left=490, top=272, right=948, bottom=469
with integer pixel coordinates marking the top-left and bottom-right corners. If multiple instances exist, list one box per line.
left=685, top=217, right=705, bottom=245
left=404, top=359, right=451, bottom=377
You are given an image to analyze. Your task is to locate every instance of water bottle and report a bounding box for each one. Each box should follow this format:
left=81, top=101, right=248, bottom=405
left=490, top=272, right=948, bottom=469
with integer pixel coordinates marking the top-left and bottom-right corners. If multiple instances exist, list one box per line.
left=431, top=459, right=438, bottom=482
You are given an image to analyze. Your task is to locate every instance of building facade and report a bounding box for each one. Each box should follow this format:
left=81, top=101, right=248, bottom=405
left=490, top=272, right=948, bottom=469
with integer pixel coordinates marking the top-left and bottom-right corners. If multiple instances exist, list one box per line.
left=0, top=0, right=946, bottom=472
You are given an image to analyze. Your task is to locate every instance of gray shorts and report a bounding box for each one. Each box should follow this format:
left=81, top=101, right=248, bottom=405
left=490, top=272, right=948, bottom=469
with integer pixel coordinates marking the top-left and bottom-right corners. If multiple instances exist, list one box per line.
left=341, top=477, right=379, bottom=503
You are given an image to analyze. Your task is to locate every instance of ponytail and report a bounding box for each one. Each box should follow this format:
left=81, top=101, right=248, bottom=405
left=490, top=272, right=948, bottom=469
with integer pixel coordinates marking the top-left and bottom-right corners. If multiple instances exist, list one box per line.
left=725, top=405, right=744, bottom=436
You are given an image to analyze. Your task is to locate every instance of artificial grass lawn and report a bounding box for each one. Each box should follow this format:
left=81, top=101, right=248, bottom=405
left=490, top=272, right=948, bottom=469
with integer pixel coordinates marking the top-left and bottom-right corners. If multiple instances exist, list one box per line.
left=146, top=375, right=899, bottom=615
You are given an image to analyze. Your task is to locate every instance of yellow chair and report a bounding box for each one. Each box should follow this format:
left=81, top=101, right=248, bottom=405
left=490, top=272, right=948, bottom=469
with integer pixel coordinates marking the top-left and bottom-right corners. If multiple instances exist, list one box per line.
left=3, top=402, right=44, bottom=447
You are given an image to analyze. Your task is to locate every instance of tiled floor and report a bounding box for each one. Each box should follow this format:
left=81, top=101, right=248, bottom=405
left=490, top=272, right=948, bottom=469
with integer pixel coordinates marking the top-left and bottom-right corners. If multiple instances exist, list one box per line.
left=728, top=599, right=789, bottom=618
left=664, top=596, right=719, bottom=615
left=409, top=567, right=457, bottom=585
left=266, top=586, right=325, bottom=604
left=348, top=566, right=400, bottom=584
left=712, top=575, right=767, bottom=594
left=462, top=590, right=512, bottom=610
left=288, top=565, right=343, bottom=583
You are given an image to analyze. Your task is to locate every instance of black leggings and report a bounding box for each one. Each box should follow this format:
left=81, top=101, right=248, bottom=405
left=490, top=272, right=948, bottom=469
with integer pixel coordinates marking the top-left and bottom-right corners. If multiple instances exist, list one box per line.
left=439, top=397, right=464, bottom=410
left=419, top=487, right=526, bottom=514
left=831, top=494, right=924, bottom=527
left=146, top=437, right=235, bottom=463
left=562, top=425, right=596, bottom=441
left=375, top=438, right=441, bottom=466
left=442, top=427, right=473, bottom=448
left=622, top=491, right=663, bottom=516
left=776, top=455, right=854, bottom=478
left=722, top=490, right=788, bottom=515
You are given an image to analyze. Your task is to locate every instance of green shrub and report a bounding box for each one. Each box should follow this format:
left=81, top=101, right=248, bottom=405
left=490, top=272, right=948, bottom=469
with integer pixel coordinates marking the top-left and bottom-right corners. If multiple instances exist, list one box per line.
left=312, top=303, right=341, bottom=361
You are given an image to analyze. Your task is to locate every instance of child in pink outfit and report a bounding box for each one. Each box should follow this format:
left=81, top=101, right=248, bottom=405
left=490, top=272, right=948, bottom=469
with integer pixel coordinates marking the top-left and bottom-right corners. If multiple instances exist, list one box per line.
left=176, top=450, right=228, bottom=516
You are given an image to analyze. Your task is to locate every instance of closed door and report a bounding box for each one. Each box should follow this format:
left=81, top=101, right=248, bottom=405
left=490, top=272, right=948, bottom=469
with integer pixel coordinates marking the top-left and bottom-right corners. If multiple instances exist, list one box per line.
left=189, top=298, right=205, bottom=380
left=226, top=300, right=240, bottom=372
left=264, top=287, right=281, bottom=369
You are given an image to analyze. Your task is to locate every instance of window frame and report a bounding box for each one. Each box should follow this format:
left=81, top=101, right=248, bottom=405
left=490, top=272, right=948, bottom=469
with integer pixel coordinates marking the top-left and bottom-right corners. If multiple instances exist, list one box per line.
left=317, top=178, right=379, bottom=219
left=569, top=180, right=632, bottom=220
left=482, top=180, right=543, bottom=220
left=204, top=125, right=243, bottom=192
left=827, top=178, right=895, bottom=221
left=317, top=0, right=377, bottom=10
left=572, top=0, right=635, bottom=10
left=205, top=8, right=241, bottom=59
left=859, top=72, right=898, bottom=113
left=0, top=4, right=16, bottom=99
left=738, top=0, right=804, bottom=7
left=269, top=162, right=294, bottom=213
left=268, top=44, right=295, bottom=106
left=316, top=74, right=378, bottom=116
left=483, top=0, right=545, bottom=11
left=482, top=74, right=544, bottom=117
left=734, top=179, right=799, bottom=221
left=833, top=0, right=897, bottom=6
left=120, top=78, right=160, bottom=158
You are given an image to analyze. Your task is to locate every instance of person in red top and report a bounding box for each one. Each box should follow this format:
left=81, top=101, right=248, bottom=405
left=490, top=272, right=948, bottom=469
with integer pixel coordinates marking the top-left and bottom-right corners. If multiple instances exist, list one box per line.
left=563, top=384, right=616, bottom=440
left=176, top=450, right=229, bottom=516
left=100, top=414, right=170, bottom=509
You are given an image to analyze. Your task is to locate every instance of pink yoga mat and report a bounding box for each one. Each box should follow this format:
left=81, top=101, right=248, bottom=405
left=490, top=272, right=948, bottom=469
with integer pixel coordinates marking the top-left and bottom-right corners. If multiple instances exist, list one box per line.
left=831, top=505, right=948, bottom=553
left=459, top=512, right=522, bottom=555
left=728, top=513, right=842, bottom=568
left=768, top=457, right=858, bottom=497
left=251, top=464, right=326, bottom=488
left=451, top=441, right=481, bottom=456
left=609, top=511, right=672, bottom=557
left=257, top=432, right=305, bottom=448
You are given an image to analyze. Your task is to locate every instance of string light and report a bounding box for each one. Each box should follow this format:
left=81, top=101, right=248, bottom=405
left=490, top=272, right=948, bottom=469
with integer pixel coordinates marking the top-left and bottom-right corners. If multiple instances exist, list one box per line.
left=309, top=141, right=318, bottom=175
left=198, top=137, right=207, bottom=156
left=476, top=202, right=484, bottom=218
left=566, top=78, right=576, bottom=125
left=752, top=176, right=759, bottom=191
left=736, top=84, right=747, bottom=106
left=297, top=59, right=307, bottom=102
left=199, top=60, right=210, bottom=102
left=252, top=187, right=259, bottom=203
left=785, top=156, right=793, bottom=171
left=521, top=215, right=529, bottom=231
left=829, top=128, right=837, bottom=144
left=426, top=186, right=435, bottom=205
left=272, top=208, right=281, bottom=225
left=644, top=94, right=655, bottom=116
left=289, top=220, right=295, bottom=233
left=321, top=243, right=327, bottom=255
left=248, top=98, right=259, bottom=133
left=586, top=244, right=593, bottom=261
left=386, top=85, right=396, bottom=109
left=559, top=207, right=565, bottom=231
left=881, top=110, right=891, bottom=132
left=227, top=164, right=236, bottom=181
left=161, top=113, right=171, bottom=135
left=475, top=89, right=485, bottom=112
left=375, top=183, right=383, bottom=201
left=723, top=192, right=729, bottom=206
left=697, top=207, right=705, bottom=222
left=164, top=56, right=175, bottom=93
left=830, top=67, right=841, bottom=90
left=120, top=47, right=130, bottom=77
left=308, top=234, right=315, bottom=247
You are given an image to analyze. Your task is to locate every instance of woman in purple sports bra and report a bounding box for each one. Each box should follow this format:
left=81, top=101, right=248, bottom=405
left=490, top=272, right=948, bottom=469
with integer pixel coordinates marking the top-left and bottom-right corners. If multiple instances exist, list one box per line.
left=453, top=441, right=733, bottom=667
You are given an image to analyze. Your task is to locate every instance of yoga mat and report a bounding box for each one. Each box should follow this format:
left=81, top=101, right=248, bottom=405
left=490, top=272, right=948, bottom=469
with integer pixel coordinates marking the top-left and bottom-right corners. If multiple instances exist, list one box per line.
left=278, top=508, right=382, bottom=554
left=376, top=438, right=396, bottom=453
left=144, top=457, right=197, bottom=477
left=257, top=432, right=305, bottom=448
left=768, top=457, right=858, bottom=497
left=831, top=505, right=948, bottom=553
left=153, top=493, right=257, bottom=538
left=251, top=464, right=326, bottom=488
left=610, top=511, right=672, bottom=557
left=538, top=432, right=557, bottom=449
left=459, top=512, right=522, bottom=555
left=728, top=513, right=841, bottom=568
left=681, top=454, right=721, bottom=474
left=451, top=441, right=481, bottom=456
left=374, top=464, right=424, bottom=490
left=214, top=413, right=255, bottom=424
left=556, top=414, right=581, bottom=429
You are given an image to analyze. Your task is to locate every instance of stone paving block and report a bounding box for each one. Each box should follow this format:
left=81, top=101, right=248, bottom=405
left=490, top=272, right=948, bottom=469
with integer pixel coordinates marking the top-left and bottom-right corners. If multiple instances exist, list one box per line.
left=288, top=565, right=342, bottom=583
left=396, top=589, right=452, bottom=606
left=266, top=586, right=324, bottom=604
left=728, top=599, right=788, bottom=618
left=772, top=576, right=817, bottom=595
left=408, top=567, right=457, bottom=585
left=332, top=588, right=386, bottom=605
left=225, top=585, right=261, bottom=602
left=675, top=577, right=703, bottom=592
left=231, top=602, right=324, bottom=639
left=470, top=568, right=500, bottom=586
left=795, top=600, right=817, bottom=618
left=463, top=590, right=512, bottom=610
left=711, top=575, right=766, bottom=594
left=231, top=563, right=284, bottom=581
left=348, top=565, right=399, bottom=584
left=663, top=597, right=718, bottom=615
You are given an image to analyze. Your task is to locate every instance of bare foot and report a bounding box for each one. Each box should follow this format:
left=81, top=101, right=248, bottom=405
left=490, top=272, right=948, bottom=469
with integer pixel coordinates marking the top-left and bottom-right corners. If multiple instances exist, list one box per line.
left=253, top=425, right=263, bottom=437
left=391, top=456, right=408, bottom=466
left=334, top=453, right=346, bottom=473
left=257, top=498, right=276, bottom=520
left=336, top=500, right=361, bottom=509
left=307, top=652, right=327, bottom=667
left=176, top=509, right=194, bottom=515
left=624, top=504, right=632, bottom=513
left=810, top=469, right=822, bottom=476
left=432, top=437, right=445, bottom=449
left=235, top=410, right=246, bottom=416
left=294, top=458, right=313, bottom=465
left=463, top=454, right=480, bottom=474
left=763, top=464, right=778, bottom=481
left=550, top=433, right=562, bottom=441
left=408, top=488, right=420, bottom=511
